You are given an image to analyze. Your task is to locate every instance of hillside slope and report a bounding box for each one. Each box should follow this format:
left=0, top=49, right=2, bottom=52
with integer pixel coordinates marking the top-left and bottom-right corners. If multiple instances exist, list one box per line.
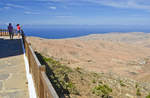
left=27, top=32, right=150, bottom=82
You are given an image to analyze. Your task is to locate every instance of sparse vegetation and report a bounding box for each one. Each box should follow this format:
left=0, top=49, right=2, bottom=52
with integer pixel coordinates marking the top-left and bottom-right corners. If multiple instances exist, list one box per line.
left=92, top=79, right=96, bottom=83
left=146, top=93, right=150, bottom=98
left=34, top=52, right=150, bottom=98
left=119, top=80, right=126, bottom=87
left=75, top=66, right=82, bottom=73
left=43, top=56, right=79, bottom=96
left=136, top=88, right=141, bottom=96
left=92, top=84, right=112, bottom=97
left=98, top=80, right=103, bottom=84
left=135, top=83, right=138, bottom=88
left=92, top=72, right=99, bottom=77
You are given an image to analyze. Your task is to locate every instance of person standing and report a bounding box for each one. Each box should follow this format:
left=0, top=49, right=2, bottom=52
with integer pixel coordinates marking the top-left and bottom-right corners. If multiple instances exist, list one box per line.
left=8, top=23, right=14, bottom=39
left=16, top=24, right=21, bottom=38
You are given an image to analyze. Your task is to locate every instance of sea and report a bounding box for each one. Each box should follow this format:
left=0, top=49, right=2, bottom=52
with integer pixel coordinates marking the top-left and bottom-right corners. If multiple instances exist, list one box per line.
left=2, top=25, right=150, bottom=39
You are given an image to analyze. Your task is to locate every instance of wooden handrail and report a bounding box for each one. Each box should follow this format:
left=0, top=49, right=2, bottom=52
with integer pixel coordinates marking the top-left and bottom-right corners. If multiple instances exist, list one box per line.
left=40, top=71, right=59, bottom=98
left=22, top=30, right=59, bottom=98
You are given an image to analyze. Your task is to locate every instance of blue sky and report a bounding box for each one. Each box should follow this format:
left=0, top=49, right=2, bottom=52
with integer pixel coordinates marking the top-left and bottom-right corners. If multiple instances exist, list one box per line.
left=0, top=0, right=150, bottom=26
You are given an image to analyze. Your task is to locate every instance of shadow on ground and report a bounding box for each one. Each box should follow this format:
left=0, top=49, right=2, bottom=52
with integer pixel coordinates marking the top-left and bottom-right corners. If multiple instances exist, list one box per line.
left=35, top=52, right=70, bottom=98
left=0, top=38, right=23, bottom=58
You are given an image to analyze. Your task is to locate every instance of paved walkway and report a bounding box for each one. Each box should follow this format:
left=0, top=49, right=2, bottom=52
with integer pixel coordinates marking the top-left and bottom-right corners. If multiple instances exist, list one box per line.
left=0, top=37, right=29, bottom=98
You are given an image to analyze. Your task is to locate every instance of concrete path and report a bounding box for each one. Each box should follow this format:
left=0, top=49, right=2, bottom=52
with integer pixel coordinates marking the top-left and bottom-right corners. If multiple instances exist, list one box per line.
left=0, top=37, right=29, bottom=98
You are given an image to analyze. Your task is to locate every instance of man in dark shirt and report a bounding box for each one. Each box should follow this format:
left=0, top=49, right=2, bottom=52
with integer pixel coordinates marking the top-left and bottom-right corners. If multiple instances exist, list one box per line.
left=8, top=23, right=14, bottom=39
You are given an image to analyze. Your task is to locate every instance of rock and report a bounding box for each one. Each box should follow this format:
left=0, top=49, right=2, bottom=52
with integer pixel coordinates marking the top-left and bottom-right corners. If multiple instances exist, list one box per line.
left=139, top=60, right=146, bottom=65
left=0, top=74, right=10, bottom=80
left=125, top=93, right=134, bottom=98
left=0, top=81, right=2, bottom=90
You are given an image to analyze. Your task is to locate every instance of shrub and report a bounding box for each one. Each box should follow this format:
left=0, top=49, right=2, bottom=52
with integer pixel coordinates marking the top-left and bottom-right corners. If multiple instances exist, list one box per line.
left=98, top=81, right=103, bottom=84
left=75, top=67, right=82, bottom=73
left=135, top=84, right=138, bottom=88
left=146, top=93, right=150, bottom=98
left=136, top=88, right=141, bottom=96
left=92, top=72, right=99, bottom=77
left=92, top=84, right=112, bottom=97
left=65, top=82, right=79, bottom=95
left=92, top=79, right=96, bottom=83
left=119, top=80, right=126, bottom=87
left=43, top=56, right=79, bottom=95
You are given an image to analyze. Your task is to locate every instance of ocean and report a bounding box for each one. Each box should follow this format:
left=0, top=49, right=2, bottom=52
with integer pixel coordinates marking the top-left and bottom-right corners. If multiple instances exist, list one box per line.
left=2, top=25, right=150, bottom=39
left=24, top=26, right=150, bottom=39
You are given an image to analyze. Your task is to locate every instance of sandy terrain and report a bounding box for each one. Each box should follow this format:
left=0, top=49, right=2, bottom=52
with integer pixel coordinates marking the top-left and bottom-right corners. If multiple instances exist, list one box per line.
left=27, top=32, right=150, bottom=82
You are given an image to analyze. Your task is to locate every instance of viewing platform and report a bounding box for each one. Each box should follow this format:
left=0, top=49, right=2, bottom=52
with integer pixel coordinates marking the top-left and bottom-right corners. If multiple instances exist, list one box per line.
left=0, top=36, right=29, bottom=98
left=0, top=30, right=59, bottom=98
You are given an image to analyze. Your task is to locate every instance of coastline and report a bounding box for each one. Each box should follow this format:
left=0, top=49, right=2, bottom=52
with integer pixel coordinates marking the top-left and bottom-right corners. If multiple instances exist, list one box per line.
left=24, top=30, right=150, bottom=39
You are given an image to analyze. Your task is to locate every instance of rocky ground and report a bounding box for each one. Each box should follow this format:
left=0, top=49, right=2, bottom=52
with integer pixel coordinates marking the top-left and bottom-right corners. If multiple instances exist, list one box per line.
left=28, top=32, right=150, bottom=97
left=37, top=55, right=150, bottom=98
left=27, top=32, right=150, bottom=81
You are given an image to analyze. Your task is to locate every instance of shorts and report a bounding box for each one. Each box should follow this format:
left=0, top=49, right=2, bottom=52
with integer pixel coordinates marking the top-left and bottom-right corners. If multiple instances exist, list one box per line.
left=17, top=30, right=21, bottom=34
left=9, top=31, right=13, bottom=34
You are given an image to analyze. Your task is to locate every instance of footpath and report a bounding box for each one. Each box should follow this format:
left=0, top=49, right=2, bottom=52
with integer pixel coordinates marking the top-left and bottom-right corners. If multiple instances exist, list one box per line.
left=0, top=36, right=29, bottom=98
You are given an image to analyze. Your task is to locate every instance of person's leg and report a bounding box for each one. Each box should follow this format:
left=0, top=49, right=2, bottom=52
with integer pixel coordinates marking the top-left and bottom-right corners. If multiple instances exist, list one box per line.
left=19, top=30, right=21, bottom=38
left=12, top=33, right=14, bottom=39
left=9, top=32, right=11, bottom=39
left=10, top=33, right=12, bottom=39
left=17, top=30, right=20, bottom=38
left=19, top=33, right=20, bottom=38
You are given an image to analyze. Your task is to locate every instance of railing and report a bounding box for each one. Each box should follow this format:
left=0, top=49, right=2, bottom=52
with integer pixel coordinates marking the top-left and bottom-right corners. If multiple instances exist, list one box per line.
left=0, top=29, right=17, bottom=36
left=0, top=29, right=59, bottom=98
left=22, top=33, right=59, bottom=98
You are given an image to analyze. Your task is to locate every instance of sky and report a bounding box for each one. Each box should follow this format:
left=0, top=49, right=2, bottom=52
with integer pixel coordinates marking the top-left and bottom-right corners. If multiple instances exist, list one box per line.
left=0, top=0, right=150, bottom=26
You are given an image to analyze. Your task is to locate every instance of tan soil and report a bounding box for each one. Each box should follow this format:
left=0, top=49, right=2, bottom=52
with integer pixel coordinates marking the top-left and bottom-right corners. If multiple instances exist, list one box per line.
left=27, top=32, right=150, bottom=82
